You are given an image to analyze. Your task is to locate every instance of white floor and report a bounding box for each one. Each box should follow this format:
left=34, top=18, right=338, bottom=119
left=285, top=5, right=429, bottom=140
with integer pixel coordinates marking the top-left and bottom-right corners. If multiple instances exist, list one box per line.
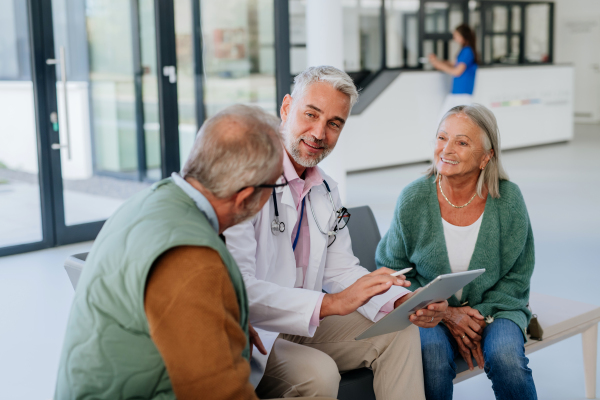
left=0, top=124, right=599, bottom=400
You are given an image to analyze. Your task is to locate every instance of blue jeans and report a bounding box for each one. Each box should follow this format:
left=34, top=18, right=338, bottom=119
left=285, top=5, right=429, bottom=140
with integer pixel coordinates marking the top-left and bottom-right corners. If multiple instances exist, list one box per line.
left=420, top=318, right=537, bottom=400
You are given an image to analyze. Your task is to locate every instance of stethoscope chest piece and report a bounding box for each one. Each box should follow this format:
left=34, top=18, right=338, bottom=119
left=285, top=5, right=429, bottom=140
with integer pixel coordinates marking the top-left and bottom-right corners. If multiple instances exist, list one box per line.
left=271, top=218, right=285, bottom=234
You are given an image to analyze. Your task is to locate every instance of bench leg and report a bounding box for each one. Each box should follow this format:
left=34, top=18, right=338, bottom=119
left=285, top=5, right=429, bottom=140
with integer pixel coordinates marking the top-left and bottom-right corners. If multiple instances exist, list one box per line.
left=583, top=323, right=598, bottom=399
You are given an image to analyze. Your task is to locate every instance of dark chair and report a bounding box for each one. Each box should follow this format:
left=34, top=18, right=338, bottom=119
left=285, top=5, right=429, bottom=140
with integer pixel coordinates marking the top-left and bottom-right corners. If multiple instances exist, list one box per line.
left=337, top=205, right=380, bottom=400
left=64, top=252, right=87, bottom=289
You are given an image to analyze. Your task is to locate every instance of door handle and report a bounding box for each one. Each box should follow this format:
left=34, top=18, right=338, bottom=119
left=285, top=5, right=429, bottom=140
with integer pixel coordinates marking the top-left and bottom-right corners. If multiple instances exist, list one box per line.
left=46, top=46, right=72, bottom=160
left=163, top=65, right=177, bottom=83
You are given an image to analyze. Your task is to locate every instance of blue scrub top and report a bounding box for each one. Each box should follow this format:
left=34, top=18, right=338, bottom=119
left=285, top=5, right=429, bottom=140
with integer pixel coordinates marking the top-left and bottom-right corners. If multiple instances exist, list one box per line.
left=451, top=46, right=477, bottom=95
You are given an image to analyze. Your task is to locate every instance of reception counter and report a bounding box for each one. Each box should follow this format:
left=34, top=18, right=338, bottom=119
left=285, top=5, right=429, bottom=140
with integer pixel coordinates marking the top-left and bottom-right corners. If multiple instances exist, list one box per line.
left=342, top=64, right=574, bottom=172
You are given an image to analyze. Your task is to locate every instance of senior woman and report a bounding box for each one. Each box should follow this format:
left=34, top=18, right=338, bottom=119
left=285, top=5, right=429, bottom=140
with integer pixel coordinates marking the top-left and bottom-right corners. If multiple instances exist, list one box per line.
left=375, top=104, right=537, bottom=400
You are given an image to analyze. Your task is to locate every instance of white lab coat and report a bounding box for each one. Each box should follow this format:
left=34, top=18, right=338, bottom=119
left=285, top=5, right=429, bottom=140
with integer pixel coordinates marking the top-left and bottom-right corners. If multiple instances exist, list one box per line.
left=224, top=168, right=408, bottom=385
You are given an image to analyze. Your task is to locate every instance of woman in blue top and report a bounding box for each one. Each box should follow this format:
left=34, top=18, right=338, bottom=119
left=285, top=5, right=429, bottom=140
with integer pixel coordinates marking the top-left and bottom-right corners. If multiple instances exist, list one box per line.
left=429, top=24, right=479, bottom=117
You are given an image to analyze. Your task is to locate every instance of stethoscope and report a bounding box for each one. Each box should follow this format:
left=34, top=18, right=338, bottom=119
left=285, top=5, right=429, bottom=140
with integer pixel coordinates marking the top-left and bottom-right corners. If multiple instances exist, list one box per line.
left=270, top=180, right=338, bottom=239
left=271, top=188, right=286, bottom=234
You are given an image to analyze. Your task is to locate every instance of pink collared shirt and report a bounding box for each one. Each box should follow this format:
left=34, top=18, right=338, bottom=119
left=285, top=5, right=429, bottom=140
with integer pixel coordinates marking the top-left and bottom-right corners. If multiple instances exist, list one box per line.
left=282, top=152, right=402, bottom=326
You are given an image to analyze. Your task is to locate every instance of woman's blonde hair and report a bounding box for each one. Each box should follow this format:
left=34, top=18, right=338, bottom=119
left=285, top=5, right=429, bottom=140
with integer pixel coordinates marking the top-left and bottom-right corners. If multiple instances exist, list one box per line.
left=426, top=103, right=509, bottom=198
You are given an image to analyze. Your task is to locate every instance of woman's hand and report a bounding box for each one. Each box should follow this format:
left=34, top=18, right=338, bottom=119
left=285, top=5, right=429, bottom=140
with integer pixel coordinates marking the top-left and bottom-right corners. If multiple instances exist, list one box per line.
left=451, top=331, right=484, bottom=371
left=452, top=331, right=475, bottom=370
left=471, top=339, right=485, bottom=369
left=443, top=306, right=486, bottom=348
left=445, top=307, right=486, bottom=370
left=394, top=288, right=448, bottom=328
left=428, top=53, right=438, bottom=64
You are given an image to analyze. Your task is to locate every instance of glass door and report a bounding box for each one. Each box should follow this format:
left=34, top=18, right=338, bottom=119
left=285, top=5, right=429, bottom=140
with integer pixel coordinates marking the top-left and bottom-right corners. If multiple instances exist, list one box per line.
left=46, top=0, right=163, bottom=245
left=0, top=0, right=182, bottom=255
left=0, top=0, right=49, bottom=254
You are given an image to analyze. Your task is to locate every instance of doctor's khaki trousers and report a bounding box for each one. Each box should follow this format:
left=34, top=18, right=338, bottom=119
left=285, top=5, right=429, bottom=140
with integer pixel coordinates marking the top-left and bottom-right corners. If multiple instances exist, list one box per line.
left=255, top=311, right=425, bottom=399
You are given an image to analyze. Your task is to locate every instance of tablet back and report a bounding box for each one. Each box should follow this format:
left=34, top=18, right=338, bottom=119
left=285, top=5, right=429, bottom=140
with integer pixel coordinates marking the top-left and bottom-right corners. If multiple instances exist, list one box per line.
left=355, top=269, right=485, bottom=340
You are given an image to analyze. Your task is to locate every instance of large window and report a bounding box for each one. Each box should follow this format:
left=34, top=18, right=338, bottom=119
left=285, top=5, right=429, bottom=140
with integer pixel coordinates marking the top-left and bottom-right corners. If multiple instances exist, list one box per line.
left=420, top=0, right=468, bottom=64
left=289, top=0, right=387, bottom=87
left=86, top=0, right=139, bottom=177
left=174, top=0, right=198, bottom=165
left=480, top=1, right=553, bottom=65
left=0, top=0, right=43, bottom=248
left=200, top=0, right=278, bottom=118
left=0, top=0, right=283, bottom=256
left=385, top=0, right=420, bottom=68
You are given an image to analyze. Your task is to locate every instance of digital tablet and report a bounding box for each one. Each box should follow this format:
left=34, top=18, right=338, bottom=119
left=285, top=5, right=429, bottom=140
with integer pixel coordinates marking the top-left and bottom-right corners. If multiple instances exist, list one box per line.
left=355, top=269, right=485, bottom=340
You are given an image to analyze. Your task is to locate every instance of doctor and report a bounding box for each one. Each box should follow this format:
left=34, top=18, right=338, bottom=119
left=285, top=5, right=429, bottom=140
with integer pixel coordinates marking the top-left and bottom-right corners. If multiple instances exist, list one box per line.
left=225, top=66, right=448, bottom=399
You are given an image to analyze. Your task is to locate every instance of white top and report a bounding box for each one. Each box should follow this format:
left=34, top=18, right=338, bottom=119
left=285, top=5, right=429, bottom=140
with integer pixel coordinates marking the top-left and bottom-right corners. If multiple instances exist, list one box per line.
left=442, top=213, right=484, bottom=299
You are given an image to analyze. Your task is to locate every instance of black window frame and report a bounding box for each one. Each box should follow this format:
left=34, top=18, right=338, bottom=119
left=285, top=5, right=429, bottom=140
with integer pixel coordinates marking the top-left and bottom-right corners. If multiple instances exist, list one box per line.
left=480, top=1, right=554, bottom=66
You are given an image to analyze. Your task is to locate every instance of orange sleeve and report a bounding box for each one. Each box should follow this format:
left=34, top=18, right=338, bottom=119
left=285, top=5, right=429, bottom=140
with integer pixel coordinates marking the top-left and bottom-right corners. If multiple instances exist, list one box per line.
left=144, top=246, right=257, bottom=400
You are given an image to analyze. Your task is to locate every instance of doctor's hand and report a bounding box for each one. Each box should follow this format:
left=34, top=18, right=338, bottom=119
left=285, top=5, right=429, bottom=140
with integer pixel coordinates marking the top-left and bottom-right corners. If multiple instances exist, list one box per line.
left=248, top=323, right=267, bottom=360
left=320, top=267, right=410, bottom=318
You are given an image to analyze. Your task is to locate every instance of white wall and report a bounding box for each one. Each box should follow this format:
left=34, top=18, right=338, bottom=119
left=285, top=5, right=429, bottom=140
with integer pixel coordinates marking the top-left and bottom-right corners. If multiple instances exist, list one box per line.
left=553, top=0, right=600, bottom=123
left=343, top=65, right=574, bottom=172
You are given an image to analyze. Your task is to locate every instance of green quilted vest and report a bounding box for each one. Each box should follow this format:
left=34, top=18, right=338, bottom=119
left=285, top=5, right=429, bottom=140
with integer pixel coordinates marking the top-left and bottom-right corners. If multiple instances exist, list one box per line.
left=55, top=178, right=249, bottom=400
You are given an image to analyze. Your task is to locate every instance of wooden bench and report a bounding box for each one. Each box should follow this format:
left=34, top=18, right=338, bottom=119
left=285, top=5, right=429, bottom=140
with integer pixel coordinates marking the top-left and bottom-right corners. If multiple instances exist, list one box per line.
left=454, top=292, right=599, bottom=395
left=63, top=206, right=599, bottom=399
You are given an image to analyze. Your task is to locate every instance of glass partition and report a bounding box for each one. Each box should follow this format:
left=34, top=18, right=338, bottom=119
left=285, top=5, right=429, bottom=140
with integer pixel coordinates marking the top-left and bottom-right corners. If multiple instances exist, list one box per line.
left=86, top=0, right=139, bottom=178
left=481, top=1, right=553, bottom=65
left=139, top=0, right=161, bottom=181
left=174, top=0, right=198, bottom=166
left=289, top=0, right=307, bottom=75
left=525, top=3, right=551, bottom=63
left=0, top=0, right=43, bottom=247
left=200, top=0, right=277, bottom=118
left=395, top=0, right=554, bottom=70
left=289, top=0, right=386, bottom=87
left=385, top=0, right=420, bottom=68
left=51, top=0, right=154, bottom=227
left=356, top=0, right=383, bottom=74
left=424, top=2, right=448, bottom=34
left=421, top=0, right=467, bottom=64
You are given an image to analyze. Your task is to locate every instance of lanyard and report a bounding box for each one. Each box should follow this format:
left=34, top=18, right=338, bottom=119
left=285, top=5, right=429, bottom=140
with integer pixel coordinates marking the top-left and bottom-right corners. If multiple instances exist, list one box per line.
left=292, top=197, right=306, bottom=251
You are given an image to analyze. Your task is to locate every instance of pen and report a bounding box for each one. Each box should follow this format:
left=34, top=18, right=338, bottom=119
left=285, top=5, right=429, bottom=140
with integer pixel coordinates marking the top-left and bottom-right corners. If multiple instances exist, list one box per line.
left=390, top=267, right=413, bottom=277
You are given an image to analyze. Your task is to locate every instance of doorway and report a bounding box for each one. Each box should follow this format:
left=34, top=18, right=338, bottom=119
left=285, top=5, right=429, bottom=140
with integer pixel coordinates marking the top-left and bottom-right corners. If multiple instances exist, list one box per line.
left=0, top=0, right=177, bottom=256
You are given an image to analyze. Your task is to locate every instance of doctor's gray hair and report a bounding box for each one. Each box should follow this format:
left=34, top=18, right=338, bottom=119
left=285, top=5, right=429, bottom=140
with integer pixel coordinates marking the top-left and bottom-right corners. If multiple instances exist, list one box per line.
left=181, top=104, right=282, bottom=199
left=426, top=103, right=509, bottom=199
left=291, top=65, right=359, bottom=108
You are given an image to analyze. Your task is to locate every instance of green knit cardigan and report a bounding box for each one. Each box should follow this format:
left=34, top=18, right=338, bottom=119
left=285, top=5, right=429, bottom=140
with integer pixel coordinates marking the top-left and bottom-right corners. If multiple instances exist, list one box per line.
left=376, top=175, right=535, bottom=339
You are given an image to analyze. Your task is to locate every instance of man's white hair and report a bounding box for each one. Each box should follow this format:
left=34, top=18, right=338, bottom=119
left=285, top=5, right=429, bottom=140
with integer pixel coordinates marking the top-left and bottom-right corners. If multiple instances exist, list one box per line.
left=291, top=65, right=359, bottom=107
left=181, top=104, right=282, bottom=199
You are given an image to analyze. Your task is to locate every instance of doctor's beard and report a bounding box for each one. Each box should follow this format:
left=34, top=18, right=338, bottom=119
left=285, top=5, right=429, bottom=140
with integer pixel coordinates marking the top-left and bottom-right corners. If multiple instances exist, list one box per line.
left=282, top=122, right=333, bottom=168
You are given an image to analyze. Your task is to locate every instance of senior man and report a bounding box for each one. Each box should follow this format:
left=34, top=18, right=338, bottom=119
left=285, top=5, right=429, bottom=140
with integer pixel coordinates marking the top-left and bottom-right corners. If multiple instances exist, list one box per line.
left=224, top=66, right=448, bottom=399
left=55, top=105, right=334, bottom=400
